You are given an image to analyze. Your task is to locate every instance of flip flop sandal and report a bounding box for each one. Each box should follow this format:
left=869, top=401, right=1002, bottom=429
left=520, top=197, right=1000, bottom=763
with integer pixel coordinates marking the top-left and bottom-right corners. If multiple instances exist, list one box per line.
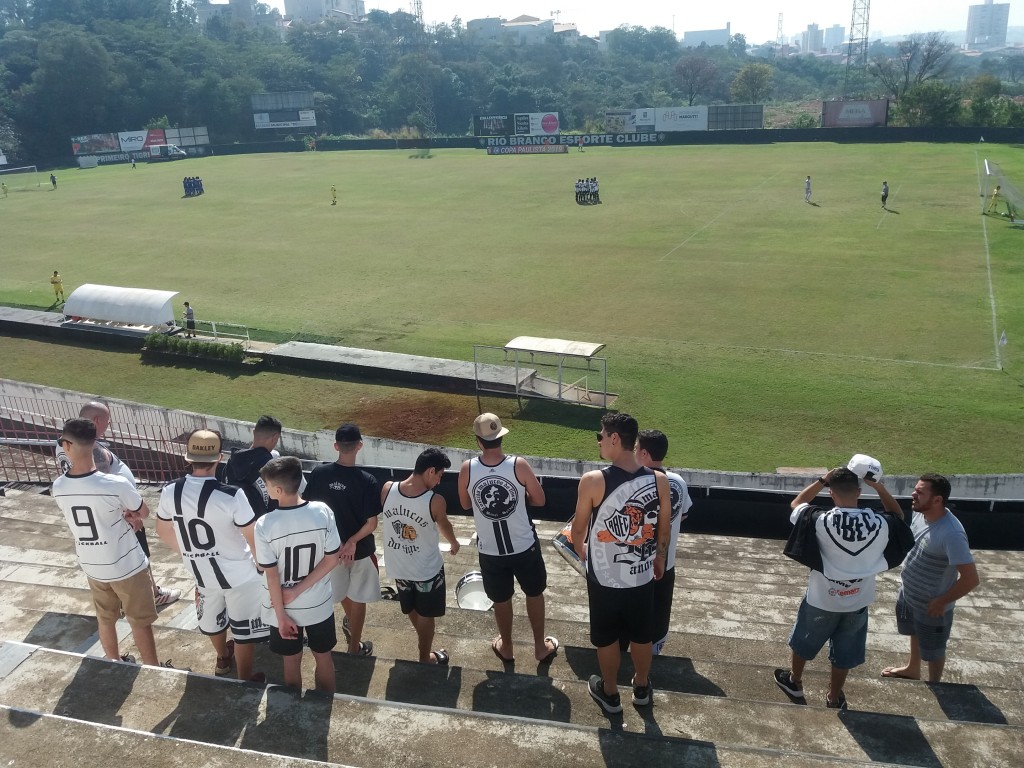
left=431, top=649, right=449, bottom=666
left=538, top=636, right=560, bottom=664
left=491, top=638, right=514, bottom=664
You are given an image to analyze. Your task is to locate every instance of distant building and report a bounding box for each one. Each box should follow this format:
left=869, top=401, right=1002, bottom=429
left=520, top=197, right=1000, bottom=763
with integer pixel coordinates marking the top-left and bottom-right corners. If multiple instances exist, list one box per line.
left=682, top=22, right=730, bottom=48
left=466, top=14, right=579, bottom=46
left=801, top=24, right=824, bottom=54
left=284, top=0, right=365, bottom=24
left=823, top=24, right=845, bottom=53
left=966, top=0, right=1010, bottom=49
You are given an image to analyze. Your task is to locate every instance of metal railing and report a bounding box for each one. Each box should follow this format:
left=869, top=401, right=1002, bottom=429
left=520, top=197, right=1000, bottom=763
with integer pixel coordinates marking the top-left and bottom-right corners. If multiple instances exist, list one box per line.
left=0, top=395, right=209, bottom=484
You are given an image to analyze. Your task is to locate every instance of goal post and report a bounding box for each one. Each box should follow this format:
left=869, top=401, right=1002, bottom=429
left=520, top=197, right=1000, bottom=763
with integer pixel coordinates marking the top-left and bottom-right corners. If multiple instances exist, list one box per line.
left=0, top=165, right=41, bottom=191
left=982, top=159, right=1021, bottom=220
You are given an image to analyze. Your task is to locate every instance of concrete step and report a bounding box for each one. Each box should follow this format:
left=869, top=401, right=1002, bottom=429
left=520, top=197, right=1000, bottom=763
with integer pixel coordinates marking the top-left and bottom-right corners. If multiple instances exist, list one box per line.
left=0, top=642, right=907, bottom=768
left=0, top=704, right=345, bottom=768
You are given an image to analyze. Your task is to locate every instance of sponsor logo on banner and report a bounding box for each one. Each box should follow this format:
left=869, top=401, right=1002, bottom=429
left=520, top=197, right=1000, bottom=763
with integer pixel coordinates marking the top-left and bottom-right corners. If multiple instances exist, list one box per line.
left=70, top=133, right=119, bottom=155
left=474, top=114, right=512, bottom=136
left=655, top=107, right=709, bottom=132
left=821, top=99, right=888, bottom=128
left=118, top=131, right=147, bottom=151
left=145, top=129, right=166, bottom=147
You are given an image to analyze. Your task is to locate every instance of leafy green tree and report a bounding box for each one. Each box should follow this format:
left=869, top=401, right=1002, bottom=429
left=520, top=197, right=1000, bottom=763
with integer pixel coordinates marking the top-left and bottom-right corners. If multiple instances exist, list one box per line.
left=730, top=62, right=773, bottom=103
left=896, top=81, right=961, bottom=126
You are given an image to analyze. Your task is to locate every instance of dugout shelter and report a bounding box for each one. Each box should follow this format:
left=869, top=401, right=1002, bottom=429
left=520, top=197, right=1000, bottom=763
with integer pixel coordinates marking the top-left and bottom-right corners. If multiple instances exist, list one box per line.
left=63, top=284, right=178, bottom=334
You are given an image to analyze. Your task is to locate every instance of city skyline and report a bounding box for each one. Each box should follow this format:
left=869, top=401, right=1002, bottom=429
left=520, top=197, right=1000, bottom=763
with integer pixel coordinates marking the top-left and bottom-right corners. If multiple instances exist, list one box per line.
left=321, top=2, right=1021, bottom=45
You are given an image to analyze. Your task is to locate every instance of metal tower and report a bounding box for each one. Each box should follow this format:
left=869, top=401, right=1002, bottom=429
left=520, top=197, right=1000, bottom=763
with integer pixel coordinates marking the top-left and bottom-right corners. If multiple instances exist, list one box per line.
left=408, top=1, right=437, bottom=144
left=776, top=13, right=784, bottom=56
left=843, top=0, right=870, bottom=96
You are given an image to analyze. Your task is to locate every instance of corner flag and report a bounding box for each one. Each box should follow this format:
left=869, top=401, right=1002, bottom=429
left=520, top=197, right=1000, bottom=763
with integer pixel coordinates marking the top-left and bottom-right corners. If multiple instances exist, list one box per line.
left=999, top=330, right=1007, bottom=346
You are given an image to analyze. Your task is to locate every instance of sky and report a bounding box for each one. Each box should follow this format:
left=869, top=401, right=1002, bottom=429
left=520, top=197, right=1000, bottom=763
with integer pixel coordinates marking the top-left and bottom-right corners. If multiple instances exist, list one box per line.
left=321, top=1, right=1024, bottom=44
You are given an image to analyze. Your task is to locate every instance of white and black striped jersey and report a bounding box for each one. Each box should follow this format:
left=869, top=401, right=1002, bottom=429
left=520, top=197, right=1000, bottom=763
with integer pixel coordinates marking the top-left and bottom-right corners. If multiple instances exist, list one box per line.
left=52, top=470, right=148, bottom=583
left=157, top=475, right=260, bottom=590
left=254, top=501, right=341, bottom=627
left=55, top=440, right=136, bottom=486
left=468, top=456, right=537, bottom=556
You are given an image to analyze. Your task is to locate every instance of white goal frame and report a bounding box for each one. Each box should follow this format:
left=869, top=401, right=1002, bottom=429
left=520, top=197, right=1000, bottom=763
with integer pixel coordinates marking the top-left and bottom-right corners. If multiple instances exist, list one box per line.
left=0, top=165, right=41, bottom=190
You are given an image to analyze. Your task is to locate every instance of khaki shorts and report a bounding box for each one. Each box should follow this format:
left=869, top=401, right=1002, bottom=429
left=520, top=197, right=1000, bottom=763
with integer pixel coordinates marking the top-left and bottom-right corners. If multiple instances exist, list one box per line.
left=330, top=555, right=381, bottom=604
left=88, top=570, right=158, bottom=626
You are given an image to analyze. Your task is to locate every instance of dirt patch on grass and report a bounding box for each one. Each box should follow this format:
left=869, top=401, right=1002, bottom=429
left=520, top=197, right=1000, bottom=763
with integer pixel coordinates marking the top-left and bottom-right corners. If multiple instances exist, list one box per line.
left=337, top=393, right=480, bottom=444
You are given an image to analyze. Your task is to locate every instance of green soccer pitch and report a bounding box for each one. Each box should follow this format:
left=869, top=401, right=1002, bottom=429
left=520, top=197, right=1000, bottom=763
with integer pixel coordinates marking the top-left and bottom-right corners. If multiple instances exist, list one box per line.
left=1, top=143, right=1021, bottom=473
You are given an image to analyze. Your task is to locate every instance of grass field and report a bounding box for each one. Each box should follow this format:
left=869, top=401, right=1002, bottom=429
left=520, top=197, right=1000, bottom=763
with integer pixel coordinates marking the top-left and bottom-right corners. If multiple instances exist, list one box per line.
left=1, top=143, right=1022, bottom=473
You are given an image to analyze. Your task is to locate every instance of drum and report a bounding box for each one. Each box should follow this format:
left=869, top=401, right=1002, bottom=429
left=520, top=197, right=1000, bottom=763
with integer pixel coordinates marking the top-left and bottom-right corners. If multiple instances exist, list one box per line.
left=551, top=518, right=586, bottom=578
left=455, top=571, right=493, bottom=611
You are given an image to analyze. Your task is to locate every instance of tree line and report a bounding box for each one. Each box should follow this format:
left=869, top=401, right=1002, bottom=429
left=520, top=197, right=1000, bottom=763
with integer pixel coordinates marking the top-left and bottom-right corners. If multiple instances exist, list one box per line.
left=1, top=4, right=1022, bottom=165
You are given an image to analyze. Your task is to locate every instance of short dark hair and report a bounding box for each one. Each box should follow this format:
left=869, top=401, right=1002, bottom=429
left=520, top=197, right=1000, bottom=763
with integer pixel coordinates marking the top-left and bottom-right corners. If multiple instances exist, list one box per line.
left=62, top=418, right=97, bottom=443
left=414, top=447, right=451, bottom=475
left=477, top=435, right=502, bottom=450
left=828, top=468, right=861, bottom=495
left=637, top=429, right=668, bottom=461
left=919, top=473, right=952, bottom=504
left=601, top=412, right=639, bottom=451
left=253, top=415, right=282, bottom=440
left=260, top=456, right=303, bottom=494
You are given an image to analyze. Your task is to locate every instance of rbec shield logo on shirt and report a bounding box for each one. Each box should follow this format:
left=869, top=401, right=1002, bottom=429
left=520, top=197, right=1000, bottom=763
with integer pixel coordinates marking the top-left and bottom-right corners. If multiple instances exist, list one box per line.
left=823, top=511, right=882, bottom=556
left=596, top=486, right=657, bottom=567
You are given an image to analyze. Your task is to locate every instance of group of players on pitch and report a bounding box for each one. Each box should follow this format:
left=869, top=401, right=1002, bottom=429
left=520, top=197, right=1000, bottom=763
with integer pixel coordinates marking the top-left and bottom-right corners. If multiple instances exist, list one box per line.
left=575, top=177, right=600, bottom=205
left=51, top=406, right=978, bottom=713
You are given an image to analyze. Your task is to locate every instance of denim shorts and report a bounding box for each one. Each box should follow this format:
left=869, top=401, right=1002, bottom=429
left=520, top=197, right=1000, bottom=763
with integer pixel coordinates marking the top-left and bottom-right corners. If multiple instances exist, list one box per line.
left=895, top=592, right=954, bottom=662
left=788, top=597, right=869, bottom=670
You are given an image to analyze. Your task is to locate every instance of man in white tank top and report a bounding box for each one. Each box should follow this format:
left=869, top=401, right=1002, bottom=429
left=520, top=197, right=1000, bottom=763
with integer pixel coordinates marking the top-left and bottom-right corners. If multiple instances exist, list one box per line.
left=458, top=413, right=559, bottom=666
left=636, top=429, right=692, bottom=655
left=572, top=413, right=671, bottom=713
left=381, top=448, right=460, bottom=665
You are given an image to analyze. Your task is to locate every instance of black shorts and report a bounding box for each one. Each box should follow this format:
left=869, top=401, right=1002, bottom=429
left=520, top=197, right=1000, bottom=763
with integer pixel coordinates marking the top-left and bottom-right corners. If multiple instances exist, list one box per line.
left=479, top=543, right=547, bottom=602
left=186, top=320, right=196, bottom=330
left=588, top=578, right=656, bottom=648
left=652, top=566, right=676, bottom=641
left=396, top=568, right=447, bottom=618
left=269, top=613, right=337, bottom=656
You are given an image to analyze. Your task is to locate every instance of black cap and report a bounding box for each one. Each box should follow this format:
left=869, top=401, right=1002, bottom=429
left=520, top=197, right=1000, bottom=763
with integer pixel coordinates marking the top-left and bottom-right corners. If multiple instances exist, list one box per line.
left=335, top=423, right=361, bottom=443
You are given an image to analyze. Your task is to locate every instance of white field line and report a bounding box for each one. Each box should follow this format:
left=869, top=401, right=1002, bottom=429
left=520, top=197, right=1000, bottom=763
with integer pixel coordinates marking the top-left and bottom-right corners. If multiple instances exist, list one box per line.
left=658, top=170, right=781, bottom=263
left=875, top=184, right=902, bottom=229
left=975, top=151, right=1003, bottom=370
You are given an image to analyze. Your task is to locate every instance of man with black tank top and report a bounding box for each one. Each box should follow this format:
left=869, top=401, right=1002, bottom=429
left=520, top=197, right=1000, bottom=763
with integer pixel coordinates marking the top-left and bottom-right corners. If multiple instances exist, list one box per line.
left=458, top=413, right=560, bottom=666
left=572, top=413, right=671, bottom=713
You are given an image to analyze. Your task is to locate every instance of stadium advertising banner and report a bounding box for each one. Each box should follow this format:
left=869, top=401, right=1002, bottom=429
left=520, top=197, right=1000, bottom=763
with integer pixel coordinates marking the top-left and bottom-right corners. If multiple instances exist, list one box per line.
left=655, top=107, right=709, bottom=132
left=480, top=133, right=668, bottom=149
left=474, top=114, right=513, bottom=136
left=117, top=130, right=167, bottom=152
left=71, top=133, right=119, bottom=155
left=821, top=100, right=889, bottom=128
left=474, top=112, right=560, bottom=136
left=629, top=109, right=656, bottom=132
left=253, top=109, right=316, bottom=129
left=486, top=144, right=568, bottom=155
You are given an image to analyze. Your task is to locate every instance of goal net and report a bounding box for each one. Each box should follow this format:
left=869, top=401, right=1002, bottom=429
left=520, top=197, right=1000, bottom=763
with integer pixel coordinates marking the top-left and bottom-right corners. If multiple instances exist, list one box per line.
left=0, top=165, right=41, bottom=191
left=982, top=159, right=1021, bottom=220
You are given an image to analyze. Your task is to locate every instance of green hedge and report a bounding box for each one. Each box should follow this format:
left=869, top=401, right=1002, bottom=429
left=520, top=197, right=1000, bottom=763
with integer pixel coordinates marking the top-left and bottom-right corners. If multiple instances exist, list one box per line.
left=143, top=333, right=245, bottom=363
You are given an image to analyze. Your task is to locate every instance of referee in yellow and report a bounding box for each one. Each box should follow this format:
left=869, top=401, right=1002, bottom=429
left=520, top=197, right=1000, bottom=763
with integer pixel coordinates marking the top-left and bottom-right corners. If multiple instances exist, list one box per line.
left=50, top=271, right=64, bottom=303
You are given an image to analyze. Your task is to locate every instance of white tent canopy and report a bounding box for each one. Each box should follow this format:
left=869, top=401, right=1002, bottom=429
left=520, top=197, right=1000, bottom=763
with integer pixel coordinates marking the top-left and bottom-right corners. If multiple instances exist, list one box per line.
left=64, top=284, right=179, bottom=327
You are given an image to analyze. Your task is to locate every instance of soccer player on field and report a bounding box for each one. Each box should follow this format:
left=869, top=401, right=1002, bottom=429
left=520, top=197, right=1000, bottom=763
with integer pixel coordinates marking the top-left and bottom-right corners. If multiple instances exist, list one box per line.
left=381, top=448, right=460, bottom=665
left=156, top=429, right=270, bottom=682
left=52, top=418, right=161, bottom=666
left=331, top=185, right=337, bottom=205
left=256, top=457, right=342, bottom=692
left=805, top=176, right=812, bottom=203
left=881, top=181, right=889, bottom=209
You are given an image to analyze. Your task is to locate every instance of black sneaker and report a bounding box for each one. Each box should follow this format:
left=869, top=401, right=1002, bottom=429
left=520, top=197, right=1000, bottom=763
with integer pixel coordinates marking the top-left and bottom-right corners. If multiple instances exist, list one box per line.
left=631, top=676, right=653, bottom=706
left=774, top=668, right=805, bottom=700
left=588, top=675, right=622, bottom=714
